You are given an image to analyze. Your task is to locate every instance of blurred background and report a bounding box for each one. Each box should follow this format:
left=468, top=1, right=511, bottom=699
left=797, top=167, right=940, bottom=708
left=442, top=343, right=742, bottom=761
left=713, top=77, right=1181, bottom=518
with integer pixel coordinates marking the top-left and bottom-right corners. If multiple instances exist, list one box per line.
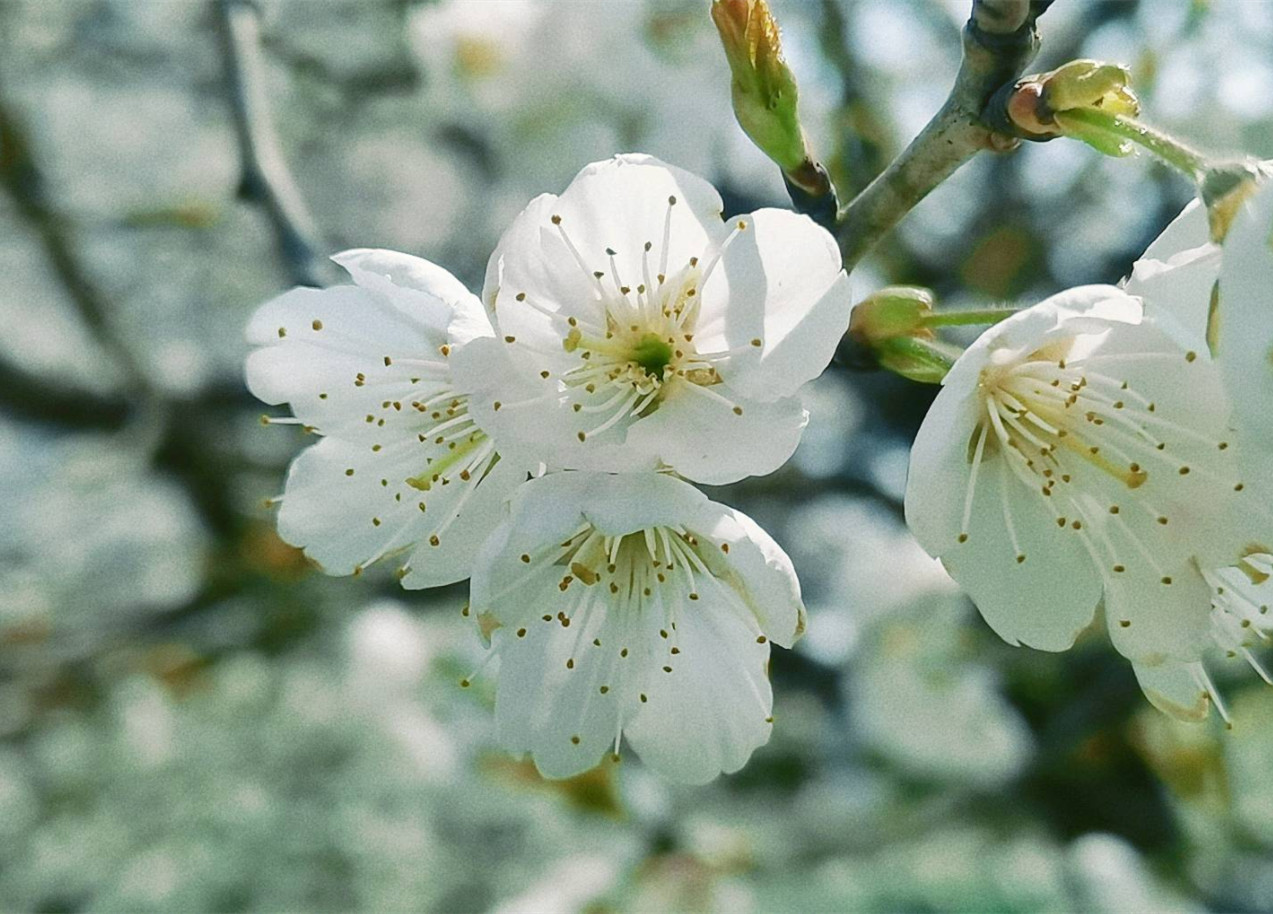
left=3, top=0, right=1273, bottom=910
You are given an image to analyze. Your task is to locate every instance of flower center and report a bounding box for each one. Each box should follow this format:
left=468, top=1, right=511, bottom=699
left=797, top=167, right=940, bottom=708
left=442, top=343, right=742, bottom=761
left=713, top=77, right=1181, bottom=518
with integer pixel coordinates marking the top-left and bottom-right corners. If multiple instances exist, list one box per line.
left=506, top=207, right=760, bottom=443
left=631, top=332, right=675, bottom=380
left=954, top=344, right=1242, bottom=585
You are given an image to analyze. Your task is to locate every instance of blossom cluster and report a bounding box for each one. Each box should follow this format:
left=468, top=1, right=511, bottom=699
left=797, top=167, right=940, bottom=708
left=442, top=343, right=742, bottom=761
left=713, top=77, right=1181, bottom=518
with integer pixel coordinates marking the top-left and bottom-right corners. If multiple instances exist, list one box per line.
left=247, top=155, right=851, bottom=783
left=905, top=181, right=1273, bottom=722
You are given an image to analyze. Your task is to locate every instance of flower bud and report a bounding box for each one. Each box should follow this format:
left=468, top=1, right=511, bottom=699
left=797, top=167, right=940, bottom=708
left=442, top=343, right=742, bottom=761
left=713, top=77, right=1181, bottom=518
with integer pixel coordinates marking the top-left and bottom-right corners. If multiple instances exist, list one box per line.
left=849, top=287, right=953, bottom=384
left=848, top=285, right=935, bottom=344
left=711, top=0, right=808, bottom=172
left=1006, top=59, right=1141, bottom=156
left=1041, top=60, right=1138, bottom=118
left=874, top=337, right=956, bottom=386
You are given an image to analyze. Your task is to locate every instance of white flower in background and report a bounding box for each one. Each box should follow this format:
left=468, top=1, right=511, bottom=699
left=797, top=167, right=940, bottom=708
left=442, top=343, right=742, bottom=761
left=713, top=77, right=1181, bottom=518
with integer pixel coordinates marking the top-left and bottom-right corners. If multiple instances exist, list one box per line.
left=405, top=1, right=809, bottom=211
left=469, top=471, right=805, bottom=784
left=453, top=154, right=852, bottom=484
left=246, top=249, right=530, bottom=589
left=905, top=285, right=1271, bottom=716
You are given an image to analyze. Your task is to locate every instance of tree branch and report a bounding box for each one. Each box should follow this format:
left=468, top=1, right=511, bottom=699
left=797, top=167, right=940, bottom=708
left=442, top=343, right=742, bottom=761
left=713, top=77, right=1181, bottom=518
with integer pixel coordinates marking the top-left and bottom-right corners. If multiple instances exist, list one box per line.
left=0, top=358, right=130, bottom=429
left=0, top=97, right=148, bottom=391
left=216, top=0, right=333, bottom=288
left=834, top=0, right=1053, bottom=271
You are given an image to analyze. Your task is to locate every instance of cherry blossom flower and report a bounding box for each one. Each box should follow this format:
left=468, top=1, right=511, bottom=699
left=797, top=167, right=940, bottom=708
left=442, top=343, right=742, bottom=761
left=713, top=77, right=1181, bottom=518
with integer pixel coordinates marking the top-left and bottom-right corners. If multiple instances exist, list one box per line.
left=468, top=471, right=805, bottom=784
left=246, top=249, right=529, bottom=589
left=452, top=154, right=852, bottom=485
left=1119, top=183, right=1273, bottom=719
left=905, top=285, right=1268, bottom=701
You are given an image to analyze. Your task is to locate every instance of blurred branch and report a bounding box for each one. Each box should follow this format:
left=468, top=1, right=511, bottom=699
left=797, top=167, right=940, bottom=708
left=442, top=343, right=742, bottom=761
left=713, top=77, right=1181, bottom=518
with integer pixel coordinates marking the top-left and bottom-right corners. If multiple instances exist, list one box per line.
left=0, top=359, right=129, bottom=429
left=835, top=0, right=1053, bottom=270
left=0, top=97, right=148, bottom=391
left=216, top=0, right=333, bottom=287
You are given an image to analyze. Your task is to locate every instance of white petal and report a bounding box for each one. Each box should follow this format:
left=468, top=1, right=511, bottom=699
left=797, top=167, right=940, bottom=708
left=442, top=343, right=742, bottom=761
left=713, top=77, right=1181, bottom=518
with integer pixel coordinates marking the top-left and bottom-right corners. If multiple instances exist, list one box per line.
left=906, top=387, right=1102, bottom=651
left=1124, top=202, right=1220, bottom=352
left=1216, top=181, right=1273, bottom=447
left=696, top=208, right=852, bottom=400
left=1138, top=198, right=1210, bottom=264
left=335, top=247, right=472, bottom=315
left=577, top=472, right=710, bottom=535
left=481, top=192, right=588, bottom=359
left=276, top=433, right=506, bottom=586
left=1105, top=563, right=1212, bottom=664
left=622, top=379, right=808, bottom=485
left=451, top=336, right=615, bottom=473
left=690, top=502, right=806, bottom=648
left=399, top=456, right=526, bottom=590
left=491, top=605, right=632, bottom=780
left=1132, top=659, right=1211, bottom=722
left=623, top=584, right=774, bottom=785
left=939, top=285, right=1139, bottom=394
left=1079, top=311, right=1249, bottom=571
left=486, top=157, right=726, bottom=352
left=245, top=285, right=453, bottom=437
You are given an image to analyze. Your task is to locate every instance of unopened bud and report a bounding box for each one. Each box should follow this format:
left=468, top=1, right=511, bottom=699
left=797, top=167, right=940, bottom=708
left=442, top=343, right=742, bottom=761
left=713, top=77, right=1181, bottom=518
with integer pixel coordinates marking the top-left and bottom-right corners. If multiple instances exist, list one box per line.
left=874, top=337, right=955, bottom=386
left=1007, top=59, right=1141, bottom=156
left=1042, top=60, right=1138, bottom=117
left=711, top=0, right=808, bottom=172
left=849, top=286, right=936, bottom=345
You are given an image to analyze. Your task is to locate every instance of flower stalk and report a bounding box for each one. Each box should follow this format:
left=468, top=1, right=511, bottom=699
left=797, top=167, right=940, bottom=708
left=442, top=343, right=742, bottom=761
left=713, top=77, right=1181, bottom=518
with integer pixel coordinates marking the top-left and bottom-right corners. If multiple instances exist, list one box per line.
left=1056, top=107, right=1208, bottom=178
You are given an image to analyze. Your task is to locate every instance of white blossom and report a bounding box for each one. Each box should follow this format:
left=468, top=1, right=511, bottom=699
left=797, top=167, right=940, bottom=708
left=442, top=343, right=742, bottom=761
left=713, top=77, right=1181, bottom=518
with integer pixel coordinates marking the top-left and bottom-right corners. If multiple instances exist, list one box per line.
left=468, top=471, right=805, bottom=784
left=246, top=249, right=530, bottom=589
left=1118, top=184, right=1273, bottom=719
left=905, top=285, right=1269, bottom=707
left=452, top=154, right=852, bottom=484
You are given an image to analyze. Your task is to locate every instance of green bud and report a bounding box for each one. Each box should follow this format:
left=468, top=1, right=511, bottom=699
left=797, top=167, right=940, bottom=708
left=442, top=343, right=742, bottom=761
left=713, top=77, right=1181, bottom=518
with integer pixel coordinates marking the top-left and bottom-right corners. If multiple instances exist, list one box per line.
left=1007, top=59, right=1141, bottom=156
left=874, top=337, right=959, bottom=386
left=848, top=286, right=935, bottom=344
left=711, top=0, right=808, bottom=172
left=1040, top=60, right=1138, bottom=118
